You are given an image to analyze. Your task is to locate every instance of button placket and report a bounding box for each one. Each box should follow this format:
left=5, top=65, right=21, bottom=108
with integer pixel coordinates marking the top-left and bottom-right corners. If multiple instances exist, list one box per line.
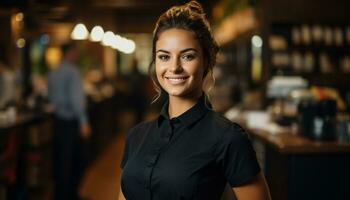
left=143, top=165, right=152, bottom=190
left=144, top=146, right=162, bottom=191
left=147, top=154, right=159, bottom=167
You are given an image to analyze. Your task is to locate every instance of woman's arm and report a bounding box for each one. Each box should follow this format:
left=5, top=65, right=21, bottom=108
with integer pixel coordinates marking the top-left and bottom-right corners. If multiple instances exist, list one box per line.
left=118, top=185, right=126, bottom=200
left=118, top=170, right=126, bottom=200
left=232, top=172, right=271, bottom=200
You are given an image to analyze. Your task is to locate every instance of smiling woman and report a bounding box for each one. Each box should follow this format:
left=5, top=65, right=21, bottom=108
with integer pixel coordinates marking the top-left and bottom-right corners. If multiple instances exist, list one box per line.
left=155, top=29, right=204, bottom=102
left=119, top=1, right=271, bottom=200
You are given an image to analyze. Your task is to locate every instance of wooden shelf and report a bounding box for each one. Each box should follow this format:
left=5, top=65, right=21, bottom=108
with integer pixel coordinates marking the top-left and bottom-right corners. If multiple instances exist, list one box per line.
left=301, top=72, right=350, bottom=88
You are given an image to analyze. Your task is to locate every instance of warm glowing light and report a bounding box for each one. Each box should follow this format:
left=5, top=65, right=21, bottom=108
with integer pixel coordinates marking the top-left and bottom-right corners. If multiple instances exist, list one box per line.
left=15, top=12, right=24, bottom=22
left=252, top=35, right=263, bottom=48
left=111, top=35, right=136, bottom=54
left=111, top=35, right=119, bottom=50
left=119, top=38, right=128, bottom=53
left=90, top=26, right=104, bottom=42
left=71, top=23, right=89, bottom=40
left=114, top=35, right=123, bottom=49
left=45, top=47, right=62, bottom=69
left=16, top=38, right=26, bottom=48
left=98, top=31, right=136, bottom=53
left=110, top=34, right=121, bottom=50
left=123, top=39, right=136, bottom=54
left=101, top=31, right=115, bottom=46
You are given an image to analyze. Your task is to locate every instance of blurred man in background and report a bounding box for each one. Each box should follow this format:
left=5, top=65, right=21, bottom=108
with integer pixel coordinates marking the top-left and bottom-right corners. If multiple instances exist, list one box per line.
left=47, top=43, right=91, bottom=200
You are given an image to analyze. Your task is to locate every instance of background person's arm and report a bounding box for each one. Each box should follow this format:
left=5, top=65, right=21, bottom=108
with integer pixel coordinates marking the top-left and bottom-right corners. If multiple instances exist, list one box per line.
left=69, top=68, right=91, bottom=138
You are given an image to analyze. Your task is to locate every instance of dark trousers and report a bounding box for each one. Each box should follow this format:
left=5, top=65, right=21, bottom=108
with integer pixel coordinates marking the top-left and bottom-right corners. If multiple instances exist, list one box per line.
left=53, top=117, right=89, bottom=200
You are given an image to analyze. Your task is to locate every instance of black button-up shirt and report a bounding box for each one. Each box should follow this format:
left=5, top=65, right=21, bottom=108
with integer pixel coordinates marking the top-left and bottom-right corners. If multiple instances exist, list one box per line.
left=121, top=96, right=260, bottom=200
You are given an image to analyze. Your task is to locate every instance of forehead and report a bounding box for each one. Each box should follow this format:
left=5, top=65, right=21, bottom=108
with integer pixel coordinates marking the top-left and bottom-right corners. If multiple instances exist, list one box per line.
left=156, top=28, right=201, bottom=51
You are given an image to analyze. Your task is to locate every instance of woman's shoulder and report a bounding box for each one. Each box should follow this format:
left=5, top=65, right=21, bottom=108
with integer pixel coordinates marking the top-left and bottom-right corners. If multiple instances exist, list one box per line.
left=208, top=111, right=244, bottom=131
left=209, top=112, right=255, bottom=158
left=208, top=111, right=249, bottom=140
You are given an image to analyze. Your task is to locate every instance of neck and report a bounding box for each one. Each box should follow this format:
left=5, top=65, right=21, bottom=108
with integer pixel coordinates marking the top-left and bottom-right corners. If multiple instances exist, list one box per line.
left=168, top=93, right=202, bottom=119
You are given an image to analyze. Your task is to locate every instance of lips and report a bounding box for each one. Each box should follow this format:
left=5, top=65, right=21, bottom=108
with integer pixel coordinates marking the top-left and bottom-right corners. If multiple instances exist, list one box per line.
left=165, top=76, right=189, bottom=85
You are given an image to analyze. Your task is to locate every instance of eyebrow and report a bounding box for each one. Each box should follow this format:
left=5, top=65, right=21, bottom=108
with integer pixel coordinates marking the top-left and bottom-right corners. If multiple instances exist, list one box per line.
left=156, top=48, right=198, bottom=54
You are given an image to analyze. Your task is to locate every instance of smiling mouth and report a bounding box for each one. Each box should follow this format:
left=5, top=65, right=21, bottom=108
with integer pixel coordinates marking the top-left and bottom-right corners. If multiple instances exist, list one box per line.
left=165, top=76, right=189, bottom=84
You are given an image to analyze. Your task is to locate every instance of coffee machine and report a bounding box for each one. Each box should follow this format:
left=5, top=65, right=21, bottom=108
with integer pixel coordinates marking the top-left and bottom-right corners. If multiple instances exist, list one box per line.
left=298, top=99, right=337, bottom=141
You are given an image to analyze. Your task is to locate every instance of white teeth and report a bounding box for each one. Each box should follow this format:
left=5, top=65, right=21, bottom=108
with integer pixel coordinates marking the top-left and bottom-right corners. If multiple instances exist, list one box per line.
left=167, top=77, right=186, bottom=80
left=165, top=77, right=188, bottom=84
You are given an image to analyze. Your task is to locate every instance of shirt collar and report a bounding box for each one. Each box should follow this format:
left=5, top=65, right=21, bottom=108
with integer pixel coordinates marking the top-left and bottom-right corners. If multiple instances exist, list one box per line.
left=158, top=95, right=211, bottom=128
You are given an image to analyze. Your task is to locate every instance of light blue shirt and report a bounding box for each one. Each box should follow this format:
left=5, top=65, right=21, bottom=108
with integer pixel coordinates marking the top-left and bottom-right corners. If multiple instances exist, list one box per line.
left=48, top=60, right=88, bottom=124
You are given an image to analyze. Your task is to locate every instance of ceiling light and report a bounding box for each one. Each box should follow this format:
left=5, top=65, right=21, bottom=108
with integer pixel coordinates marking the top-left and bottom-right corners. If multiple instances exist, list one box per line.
left=71, top=23, right=89, bottom=40
left=90, top=26, right=104, bottom=42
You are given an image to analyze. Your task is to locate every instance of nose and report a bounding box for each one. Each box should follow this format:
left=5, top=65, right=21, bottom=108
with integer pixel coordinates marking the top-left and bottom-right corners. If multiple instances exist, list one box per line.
left=169, top=57, right=183, bottom=73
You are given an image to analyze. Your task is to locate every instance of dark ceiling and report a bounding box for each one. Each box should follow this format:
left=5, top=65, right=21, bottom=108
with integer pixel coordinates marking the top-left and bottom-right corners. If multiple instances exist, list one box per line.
left=1, top=0, right=217, bottom=33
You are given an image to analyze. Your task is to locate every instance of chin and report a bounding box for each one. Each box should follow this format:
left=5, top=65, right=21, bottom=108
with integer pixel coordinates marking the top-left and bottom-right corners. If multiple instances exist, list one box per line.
left=166, top=90, right=186, bottom=97
left=167, top=89, right=200, bottom=99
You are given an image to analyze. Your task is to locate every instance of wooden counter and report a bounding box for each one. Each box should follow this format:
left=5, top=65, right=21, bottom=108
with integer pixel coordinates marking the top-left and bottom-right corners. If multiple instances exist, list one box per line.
left=0, top=112, right=45, bottom=130
left=243, top=122, right=350, bottom=200
left=249, top=127, right=350, bottom=154
left=230, top=112, right=350, bottom=200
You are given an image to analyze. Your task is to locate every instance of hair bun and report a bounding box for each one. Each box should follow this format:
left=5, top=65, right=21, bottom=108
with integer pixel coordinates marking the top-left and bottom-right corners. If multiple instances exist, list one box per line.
left=185, top=1, right=204, bottom=15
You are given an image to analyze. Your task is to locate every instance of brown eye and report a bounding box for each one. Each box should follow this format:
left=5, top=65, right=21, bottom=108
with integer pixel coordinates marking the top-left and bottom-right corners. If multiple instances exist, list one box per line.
left=182, top=54, right=195, bottom=61
left=158, top=54, right=170, bottom=61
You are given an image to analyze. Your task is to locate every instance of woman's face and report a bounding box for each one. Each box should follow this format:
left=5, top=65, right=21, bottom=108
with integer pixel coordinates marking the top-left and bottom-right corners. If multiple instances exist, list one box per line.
left=155, top=28, right=205, bottom=100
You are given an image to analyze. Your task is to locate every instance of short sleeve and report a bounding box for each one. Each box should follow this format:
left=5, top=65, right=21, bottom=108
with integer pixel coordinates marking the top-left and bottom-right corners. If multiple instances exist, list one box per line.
left=215, top=123, right=260, bottom=187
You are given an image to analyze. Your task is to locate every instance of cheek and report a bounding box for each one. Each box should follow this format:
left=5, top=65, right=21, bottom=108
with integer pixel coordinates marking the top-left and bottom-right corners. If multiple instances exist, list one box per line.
left=194, top=70, right=204, bottom=84
left=191, top=62, right=205, bottom=81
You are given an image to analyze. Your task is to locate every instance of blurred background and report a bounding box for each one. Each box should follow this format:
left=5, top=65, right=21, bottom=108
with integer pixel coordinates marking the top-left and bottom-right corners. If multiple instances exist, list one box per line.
left=0, top=0, right=350, bottom=199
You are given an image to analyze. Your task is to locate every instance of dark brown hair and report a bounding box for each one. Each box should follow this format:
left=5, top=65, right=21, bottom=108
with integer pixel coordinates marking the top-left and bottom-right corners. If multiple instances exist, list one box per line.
left=149, top=0, right=219, bottom=102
